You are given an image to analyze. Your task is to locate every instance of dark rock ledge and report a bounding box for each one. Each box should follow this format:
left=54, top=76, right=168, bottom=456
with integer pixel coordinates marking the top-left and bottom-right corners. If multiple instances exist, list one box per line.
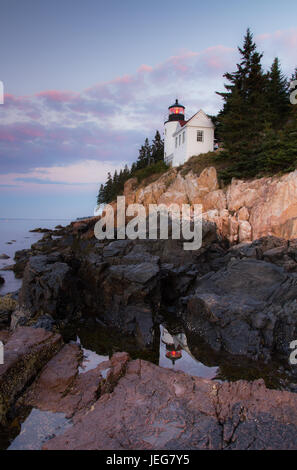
left=9, top=218, right=297, bottom=363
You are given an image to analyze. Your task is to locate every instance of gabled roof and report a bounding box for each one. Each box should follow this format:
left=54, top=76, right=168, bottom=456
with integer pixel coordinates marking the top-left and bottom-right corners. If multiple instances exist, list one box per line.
left=172, top=109, right=214, bottom=136
left=185, top=109, right=214, bottom=126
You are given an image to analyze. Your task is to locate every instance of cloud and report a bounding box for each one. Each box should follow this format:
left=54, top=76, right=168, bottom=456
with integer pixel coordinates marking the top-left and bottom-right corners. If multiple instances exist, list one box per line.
left=256, top=28, right=297, bottom=71
left=0, top=159, right=126, bottom=191
left=0, top=28, right=296, bottom=197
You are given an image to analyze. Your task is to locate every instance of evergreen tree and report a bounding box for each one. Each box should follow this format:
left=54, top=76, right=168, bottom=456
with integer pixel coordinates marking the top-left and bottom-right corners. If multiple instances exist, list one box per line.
left=97, top=184, right=105, bottom=205
left=95, top=130, right=171, bottom=205
left=104, top=172, right=113, bottom=203
left=144, top=137, right=152, bottom=166
left=136, top=144, right=147, bottom=169
left=136, top=137, right=152, bottom=168
left=266, top=58, right=290, bottom=128
left=130, top=162, right=137, bottom=175
left=123, top=164, right=130, bottom=178
left=151, top=130, right=164, bottom=163
left=216, top=28, right=269, bottom=176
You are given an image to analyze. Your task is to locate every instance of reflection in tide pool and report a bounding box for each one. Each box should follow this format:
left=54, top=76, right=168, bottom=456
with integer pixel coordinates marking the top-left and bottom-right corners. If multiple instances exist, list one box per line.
left=76, top=336, right=108, bottom=374
left=159, top=325, right=219, bottom=379
left=8, top=409, right=71, bottom=450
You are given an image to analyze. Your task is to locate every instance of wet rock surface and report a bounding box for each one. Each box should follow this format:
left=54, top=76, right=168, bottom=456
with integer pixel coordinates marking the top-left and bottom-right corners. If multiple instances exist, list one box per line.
left=42, top=358, right=297, bottom=450
left=0, top=294, right=18, bottom=328
left=15, top=219, right=218, bottom=347
left=18, top=346, right=129, bottom=420
left=2, top=217, right=297, bottom=449
left=12, top=217, right=297, bottom=366
left=0, top=322, right=296, bottom=450
left=180, top=257, right=297, bottom=360
left=0, top=327, right=62, bottom=426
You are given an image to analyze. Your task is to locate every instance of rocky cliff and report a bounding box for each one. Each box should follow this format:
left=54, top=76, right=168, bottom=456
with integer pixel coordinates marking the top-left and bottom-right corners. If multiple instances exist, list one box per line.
left=3, top=167, right=297, bottom=450
left=123, top=167, right=297, bottom=244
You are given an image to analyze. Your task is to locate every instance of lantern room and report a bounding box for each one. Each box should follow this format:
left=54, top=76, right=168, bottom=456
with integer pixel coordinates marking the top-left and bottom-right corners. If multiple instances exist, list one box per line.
left=167, top=99, right=185, bottom=122
left=165, top=345, right=182, bottom=365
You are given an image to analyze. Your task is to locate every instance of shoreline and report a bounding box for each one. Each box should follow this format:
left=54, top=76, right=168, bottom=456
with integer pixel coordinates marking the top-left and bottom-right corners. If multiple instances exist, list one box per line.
left=1, top=217, right=297, bottom=449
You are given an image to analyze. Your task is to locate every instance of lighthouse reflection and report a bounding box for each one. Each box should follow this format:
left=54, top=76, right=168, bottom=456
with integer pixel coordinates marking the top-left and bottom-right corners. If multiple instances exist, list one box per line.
left=161, top=327, right=184, bottom=365
left=159, top=325, right=219, bottom=379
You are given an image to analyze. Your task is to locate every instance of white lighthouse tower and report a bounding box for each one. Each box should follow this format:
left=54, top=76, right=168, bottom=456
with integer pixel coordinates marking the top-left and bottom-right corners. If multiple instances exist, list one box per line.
left=164, top=99, right=186, bottom=166
left=164, top=99, right=215, bottom=167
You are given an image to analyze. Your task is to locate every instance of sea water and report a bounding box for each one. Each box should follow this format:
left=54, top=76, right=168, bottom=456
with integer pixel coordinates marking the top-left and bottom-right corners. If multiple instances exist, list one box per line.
left=0, top=218, right=71, bottom=295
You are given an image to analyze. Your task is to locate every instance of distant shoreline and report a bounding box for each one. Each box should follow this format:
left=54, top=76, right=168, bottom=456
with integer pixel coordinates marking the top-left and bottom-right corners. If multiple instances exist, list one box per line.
left=0, top=218, right=72, bottom=221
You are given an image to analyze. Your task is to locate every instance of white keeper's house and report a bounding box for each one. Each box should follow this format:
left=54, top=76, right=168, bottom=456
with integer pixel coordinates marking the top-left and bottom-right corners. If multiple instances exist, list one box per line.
left=164, top=99, right=215, bottom=167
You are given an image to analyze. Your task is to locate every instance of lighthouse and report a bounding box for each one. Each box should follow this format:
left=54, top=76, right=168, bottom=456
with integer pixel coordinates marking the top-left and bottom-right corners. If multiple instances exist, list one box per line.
left=164, top=99, right=185, bottom=166
left=164, top=99, right=215, bottom=167
left=161, top=326, right=182, bottom=366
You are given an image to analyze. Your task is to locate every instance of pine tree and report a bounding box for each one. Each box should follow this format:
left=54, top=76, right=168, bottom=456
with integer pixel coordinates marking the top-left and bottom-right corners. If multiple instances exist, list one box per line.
left=130, top=162, right=137, bottom=175
left=123, top=164, right=130, bottom=178
left=216, top=28, right=269, bottom=177
left=136, top=144, right=147, bottom=169
left=104, top=172, right=113, bottom=203
left=151, top=130, right=164, bottom=163
left=144, top=137, right=152, bottom=166
left=266, top=58, right=290, bottom=128
left=136, top=137, right=152, bottom=168
left=97, top=184, right=105, bottom=205
left=96, top=130, right=166, bottom=204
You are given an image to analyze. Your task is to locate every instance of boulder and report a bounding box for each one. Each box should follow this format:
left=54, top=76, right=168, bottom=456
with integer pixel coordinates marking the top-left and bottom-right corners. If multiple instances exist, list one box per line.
left=43, top=359, right=297, bottom=450
left=202, top=189, right=227, bottom=212
left=238, top=220, right=252, bottom=242
left=0, top=327, right=62, bottom=425
left=0, top=294, right=18, bottom=328
left=18, top=254, right=80, bottom=321
left=238, top=206, right=249, bottom=221
left=227, top=171, right=297, bottom=240
left=18, top=348, right=129, bottom=420
left=180, top=258, right=297, bottom=360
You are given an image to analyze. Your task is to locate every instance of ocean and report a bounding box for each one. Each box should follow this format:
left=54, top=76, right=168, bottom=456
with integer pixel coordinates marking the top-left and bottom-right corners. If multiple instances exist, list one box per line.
left=0, top=219, right=71, bottom=295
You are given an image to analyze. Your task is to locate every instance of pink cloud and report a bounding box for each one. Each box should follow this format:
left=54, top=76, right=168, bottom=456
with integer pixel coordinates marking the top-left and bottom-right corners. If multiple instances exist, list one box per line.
left=138, top=64, right=153, bottom=73
left=257, top=28, right=297, bottom=48
left=1, top=27, right=296, bottom=185
left=0, top=131, right=16, bottom=142
left=256, top=28, right=297, bottom=69
left=112, top=74, right=133, bottom=84
left=36, top=90, right=78, bottom=103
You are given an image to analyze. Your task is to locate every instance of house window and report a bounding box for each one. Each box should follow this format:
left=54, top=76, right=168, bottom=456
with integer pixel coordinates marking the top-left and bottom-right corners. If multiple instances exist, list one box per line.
left=182, top=131, right=185, bottom=143
left=179, top=135, right=181, bottom=146
left=175, top=137, right=177, bottom=148
left=197, top=130, right=204, bottom=142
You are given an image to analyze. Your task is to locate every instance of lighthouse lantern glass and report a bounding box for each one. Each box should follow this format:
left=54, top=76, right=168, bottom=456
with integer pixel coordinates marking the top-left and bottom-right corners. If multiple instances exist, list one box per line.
left=170, top=107, right=183, bottom=115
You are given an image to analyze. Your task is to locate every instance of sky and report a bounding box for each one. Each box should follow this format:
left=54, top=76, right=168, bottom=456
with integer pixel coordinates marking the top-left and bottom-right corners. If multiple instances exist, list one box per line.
left=0, top=0, right=297, bottom=218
